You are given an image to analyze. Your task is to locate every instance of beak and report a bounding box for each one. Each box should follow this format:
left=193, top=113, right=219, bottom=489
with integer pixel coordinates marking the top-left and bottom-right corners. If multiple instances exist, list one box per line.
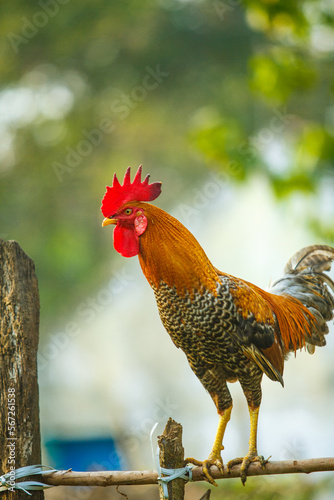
left=102, top=217, right=117, bottom=227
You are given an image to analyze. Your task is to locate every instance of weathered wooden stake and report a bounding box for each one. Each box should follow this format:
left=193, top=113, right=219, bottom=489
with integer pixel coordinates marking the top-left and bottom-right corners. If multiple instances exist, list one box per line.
left=0, top=240, right=43, bottom=499
left=158, top=418, right=185, bottom=500
left=198, top=490, right=211, bottom=500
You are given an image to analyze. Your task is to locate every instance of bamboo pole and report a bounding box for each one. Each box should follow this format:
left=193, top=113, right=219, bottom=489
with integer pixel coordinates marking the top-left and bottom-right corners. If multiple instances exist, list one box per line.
left=0, top=240, right=43, bottom=499
left=42, top=457, right=334, bottom=487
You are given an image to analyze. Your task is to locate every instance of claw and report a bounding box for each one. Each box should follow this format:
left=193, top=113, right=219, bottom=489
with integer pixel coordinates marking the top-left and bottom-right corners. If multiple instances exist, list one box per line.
left=227, top=453, right=269, bottom=485
left=185, top=455, right=224, bottom=487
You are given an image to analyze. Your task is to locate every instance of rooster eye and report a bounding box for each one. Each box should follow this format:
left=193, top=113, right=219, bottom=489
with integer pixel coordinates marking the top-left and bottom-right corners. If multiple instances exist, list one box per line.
left=124, top=208, right=132, bottom=215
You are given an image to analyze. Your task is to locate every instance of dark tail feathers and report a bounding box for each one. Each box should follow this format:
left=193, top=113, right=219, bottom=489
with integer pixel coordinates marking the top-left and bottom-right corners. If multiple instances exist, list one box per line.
left=270, top=245, right=334, bottom=353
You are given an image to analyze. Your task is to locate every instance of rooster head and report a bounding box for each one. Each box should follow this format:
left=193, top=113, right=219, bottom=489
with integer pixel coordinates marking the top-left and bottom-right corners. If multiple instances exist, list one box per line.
left=101, top=165, right=162, bottom=257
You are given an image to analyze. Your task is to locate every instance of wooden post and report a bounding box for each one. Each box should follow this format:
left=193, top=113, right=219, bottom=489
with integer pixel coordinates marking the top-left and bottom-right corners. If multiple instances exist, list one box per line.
left=158, top=418, right=185, bottom=500
left=0, top=240, right=44, bottom=499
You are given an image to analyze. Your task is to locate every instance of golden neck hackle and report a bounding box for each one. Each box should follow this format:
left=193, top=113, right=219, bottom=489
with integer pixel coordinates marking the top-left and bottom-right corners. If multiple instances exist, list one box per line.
left=135, top=203, right=219, bottom=296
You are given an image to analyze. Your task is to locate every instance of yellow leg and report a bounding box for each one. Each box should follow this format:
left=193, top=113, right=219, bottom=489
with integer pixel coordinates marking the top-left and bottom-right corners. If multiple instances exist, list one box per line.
left=185, top=405, right=232, bottom=486
left=248, top=405, right=259, bottom=454
left=228, top=405, right=268, bottom=485
left=208, top=405, right=232, bottom=460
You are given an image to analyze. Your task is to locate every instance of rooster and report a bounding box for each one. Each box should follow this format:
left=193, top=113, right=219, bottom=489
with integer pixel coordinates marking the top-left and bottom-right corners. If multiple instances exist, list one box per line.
left=101, top=165, right=334, bottom=485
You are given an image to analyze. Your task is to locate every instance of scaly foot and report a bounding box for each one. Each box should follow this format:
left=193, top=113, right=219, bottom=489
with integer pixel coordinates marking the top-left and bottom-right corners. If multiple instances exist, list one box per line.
left=227, top=452, right=269, bottom=485
left=185, top=453, right=224, bottom=487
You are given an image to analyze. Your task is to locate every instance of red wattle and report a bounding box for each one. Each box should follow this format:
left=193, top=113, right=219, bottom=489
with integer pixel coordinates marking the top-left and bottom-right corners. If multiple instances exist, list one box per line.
left=113, top=224, right=139, bottom=257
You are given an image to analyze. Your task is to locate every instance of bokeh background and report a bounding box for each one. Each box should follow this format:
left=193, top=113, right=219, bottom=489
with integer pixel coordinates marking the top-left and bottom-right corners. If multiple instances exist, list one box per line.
left=1, top=1, right=334, bottom=498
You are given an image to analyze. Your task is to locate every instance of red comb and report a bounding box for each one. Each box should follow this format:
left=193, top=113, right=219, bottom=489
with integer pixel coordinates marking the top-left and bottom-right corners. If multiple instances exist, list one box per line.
left=101, top=165, right=162, bottom=217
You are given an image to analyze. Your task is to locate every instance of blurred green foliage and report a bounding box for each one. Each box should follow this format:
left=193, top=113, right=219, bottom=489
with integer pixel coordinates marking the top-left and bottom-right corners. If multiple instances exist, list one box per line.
left=250, top=48, right=317, bottom=102
left=0, top=0, right=334, bottom=328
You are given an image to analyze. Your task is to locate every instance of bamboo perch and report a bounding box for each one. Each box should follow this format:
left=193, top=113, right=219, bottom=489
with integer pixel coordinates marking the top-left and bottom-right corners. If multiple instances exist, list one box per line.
left=42, top=457, right=334, bottom=487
